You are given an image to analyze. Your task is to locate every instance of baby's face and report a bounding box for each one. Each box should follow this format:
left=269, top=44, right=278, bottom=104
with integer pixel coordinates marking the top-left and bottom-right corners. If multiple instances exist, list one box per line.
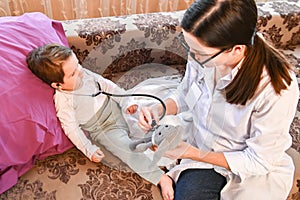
left=60, top=53, right=83, bottom=91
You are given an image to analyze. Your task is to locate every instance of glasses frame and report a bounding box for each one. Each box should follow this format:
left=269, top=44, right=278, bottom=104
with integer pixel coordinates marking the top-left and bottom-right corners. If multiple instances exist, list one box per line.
left=177, top=32, right=226, bottom=68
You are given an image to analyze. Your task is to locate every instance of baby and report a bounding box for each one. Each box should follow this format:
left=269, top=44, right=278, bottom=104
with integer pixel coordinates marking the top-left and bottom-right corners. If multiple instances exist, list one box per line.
left=26, top=43, right=166, bottom=185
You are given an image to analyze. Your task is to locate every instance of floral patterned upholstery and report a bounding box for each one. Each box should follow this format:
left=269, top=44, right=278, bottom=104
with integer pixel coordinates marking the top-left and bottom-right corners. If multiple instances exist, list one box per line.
left=1, top=1, right=299, bottom=199
left=62, top=1, right=300, bottom=199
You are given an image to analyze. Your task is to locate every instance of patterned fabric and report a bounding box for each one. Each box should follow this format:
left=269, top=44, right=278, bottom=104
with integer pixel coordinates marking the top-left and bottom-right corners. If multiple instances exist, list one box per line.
left=1, top=1, right=299, bottom=199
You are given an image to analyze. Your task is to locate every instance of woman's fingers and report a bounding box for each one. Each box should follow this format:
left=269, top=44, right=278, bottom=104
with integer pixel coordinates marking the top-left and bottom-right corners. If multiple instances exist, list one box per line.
left=138, top=107, right=153, bottom=131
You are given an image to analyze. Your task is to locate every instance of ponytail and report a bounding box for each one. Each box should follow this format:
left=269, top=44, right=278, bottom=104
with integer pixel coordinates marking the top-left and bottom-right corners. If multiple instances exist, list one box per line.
left=225, top=34, right=295, bottom=105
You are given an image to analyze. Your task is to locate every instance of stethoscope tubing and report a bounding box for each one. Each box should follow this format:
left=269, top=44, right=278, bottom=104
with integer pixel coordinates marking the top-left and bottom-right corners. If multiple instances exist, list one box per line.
left=59, top=82, right=167, bottom=122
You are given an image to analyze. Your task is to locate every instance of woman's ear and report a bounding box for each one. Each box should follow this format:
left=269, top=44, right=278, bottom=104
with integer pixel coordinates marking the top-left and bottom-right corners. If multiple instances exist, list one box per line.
left=222, top=45, right=246, bottom=67
left=231, top=45, right=247, bottom=57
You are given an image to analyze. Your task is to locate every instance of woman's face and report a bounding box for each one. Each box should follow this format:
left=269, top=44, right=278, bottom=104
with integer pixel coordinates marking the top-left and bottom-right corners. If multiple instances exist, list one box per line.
left=182, top=30, right=227, bottom=68
left=60, top=53, right=83, bottom=91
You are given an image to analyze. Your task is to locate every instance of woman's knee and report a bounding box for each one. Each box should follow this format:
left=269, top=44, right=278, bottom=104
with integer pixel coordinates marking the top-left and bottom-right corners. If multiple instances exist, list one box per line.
left=174, top=169, right=226, bottom=200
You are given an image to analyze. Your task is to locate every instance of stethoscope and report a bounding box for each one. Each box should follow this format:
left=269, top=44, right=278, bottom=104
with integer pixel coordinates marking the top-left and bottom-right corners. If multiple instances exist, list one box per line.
left=58, top=81, right=166, bottom=127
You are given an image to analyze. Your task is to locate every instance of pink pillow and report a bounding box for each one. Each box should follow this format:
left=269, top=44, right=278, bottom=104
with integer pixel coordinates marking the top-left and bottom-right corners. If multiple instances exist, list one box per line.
left=0, top=12, right=73, bottom=193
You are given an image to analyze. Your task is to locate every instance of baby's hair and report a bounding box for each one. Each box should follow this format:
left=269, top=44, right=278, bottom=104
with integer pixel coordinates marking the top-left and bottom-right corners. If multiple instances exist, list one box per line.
left=27, top=43, right=73, bottom=85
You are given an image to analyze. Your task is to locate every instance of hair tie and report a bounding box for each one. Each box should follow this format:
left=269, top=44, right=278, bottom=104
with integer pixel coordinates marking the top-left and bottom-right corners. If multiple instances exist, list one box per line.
left=250, top=29, right=257, bottom=46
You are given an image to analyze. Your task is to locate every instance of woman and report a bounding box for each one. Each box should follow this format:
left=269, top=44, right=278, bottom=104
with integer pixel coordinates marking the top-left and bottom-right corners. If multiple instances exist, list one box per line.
left=138, top=0, right=299, bottom=199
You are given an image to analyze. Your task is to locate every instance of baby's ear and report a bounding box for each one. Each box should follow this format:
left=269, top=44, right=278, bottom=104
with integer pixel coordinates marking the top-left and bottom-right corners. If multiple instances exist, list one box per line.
left=51, top=82, right=60, bottom=89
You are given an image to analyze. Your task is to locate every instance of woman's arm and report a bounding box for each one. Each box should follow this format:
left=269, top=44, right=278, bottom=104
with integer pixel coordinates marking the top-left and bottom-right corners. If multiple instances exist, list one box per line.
left=165, top=98, right=178, bottom=115
left=164, top=142, right=230, bottom=170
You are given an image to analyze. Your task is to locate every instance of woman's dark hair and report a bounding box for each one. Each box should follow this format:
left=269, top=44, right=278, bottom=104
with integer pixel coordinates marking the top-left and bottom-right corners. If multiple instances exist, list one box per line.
left=26, top=43, right=73, bottom=85
left=181, top=0, right=295, bottom=105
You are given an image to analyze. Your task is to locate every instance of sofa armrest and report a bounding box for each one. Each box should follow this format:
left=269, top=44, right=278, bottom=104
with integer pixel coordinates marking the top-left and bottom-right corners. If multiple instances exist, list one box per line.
left=256, top=1, right=300, bottom=50
left=61, top=11, right=187, bottom=77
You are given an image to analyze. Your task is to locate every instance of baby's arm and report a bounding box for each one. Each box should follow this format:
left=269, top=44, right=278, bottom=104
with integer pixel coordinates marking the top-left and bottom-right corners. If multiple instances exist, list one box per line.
left=54, top=93, right=104, bottom=162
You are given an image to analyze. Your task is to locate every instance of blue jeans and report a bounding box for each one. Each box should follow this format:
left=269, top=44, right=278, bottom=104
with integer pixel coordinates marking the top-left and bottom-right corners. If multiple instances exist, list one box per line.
left=174, top=169, right=227, bottom=200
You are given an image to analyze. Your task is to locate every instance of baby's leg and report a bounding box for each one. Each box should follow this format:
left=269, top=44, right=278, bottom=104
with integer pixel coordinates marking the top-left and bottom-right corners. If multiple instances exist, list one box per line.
left=95, top=126, right=164, bottom=185
left=93, top=100, right=164, bottom=185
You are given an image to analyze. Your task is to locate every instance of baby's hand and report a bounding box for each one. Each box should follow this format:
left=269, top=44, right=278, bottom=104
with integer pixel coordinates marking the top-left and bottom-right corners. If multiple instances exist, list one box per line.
left=91, top=149, right=105, bottom=163
left=126, top=104, right=138, bottom=114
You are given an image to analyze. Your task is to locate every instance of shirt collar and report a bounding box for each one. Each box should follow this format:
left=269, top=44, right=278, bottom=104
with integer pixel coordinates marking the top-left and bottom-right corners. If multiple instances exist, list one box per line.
left=216, top=58, right=244, bottom=90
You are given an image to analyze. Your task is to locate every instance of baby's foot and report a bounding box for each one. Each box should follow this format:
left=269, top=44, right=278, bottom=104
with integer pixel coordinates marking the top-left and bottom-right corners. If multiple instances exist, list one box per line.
left=126, top=104, right=138, bottom=114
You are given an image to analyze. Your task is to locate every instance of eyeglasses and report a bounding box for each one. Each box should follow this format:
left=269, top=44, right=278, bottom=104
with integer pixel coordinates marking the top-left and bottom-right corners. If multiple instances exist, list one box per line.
left=177, top=32, right=226, bottom=68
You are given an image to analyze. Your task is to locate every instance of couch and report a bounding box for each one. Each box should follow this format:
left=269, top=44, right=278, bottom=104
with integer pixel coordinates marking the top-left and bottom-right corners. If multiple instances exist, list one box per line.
left=0, top=1, right=299, bottom=199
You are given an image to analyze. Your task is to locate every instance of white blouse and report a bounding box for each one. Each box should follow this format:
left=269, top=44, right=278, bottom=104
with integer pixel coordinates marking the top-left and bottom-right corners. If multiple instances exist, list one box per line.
left=168, top=60, right=299, bottom=199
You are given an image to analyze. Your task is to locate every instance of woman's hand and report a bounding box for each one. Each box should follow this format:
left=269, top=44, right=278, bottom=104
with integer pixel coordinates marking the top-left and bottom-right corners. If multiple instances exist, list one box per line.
left=137, top=99, right=178, bottom=132
left=158, top=174, right=174, bottom=200
left=91, top=149, right=105, bottom=163
left=164, top=142, right=230, bottom=170
left=163, top=141, right=194, bottom=160
left=138, top=106, right=160, bottom=132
